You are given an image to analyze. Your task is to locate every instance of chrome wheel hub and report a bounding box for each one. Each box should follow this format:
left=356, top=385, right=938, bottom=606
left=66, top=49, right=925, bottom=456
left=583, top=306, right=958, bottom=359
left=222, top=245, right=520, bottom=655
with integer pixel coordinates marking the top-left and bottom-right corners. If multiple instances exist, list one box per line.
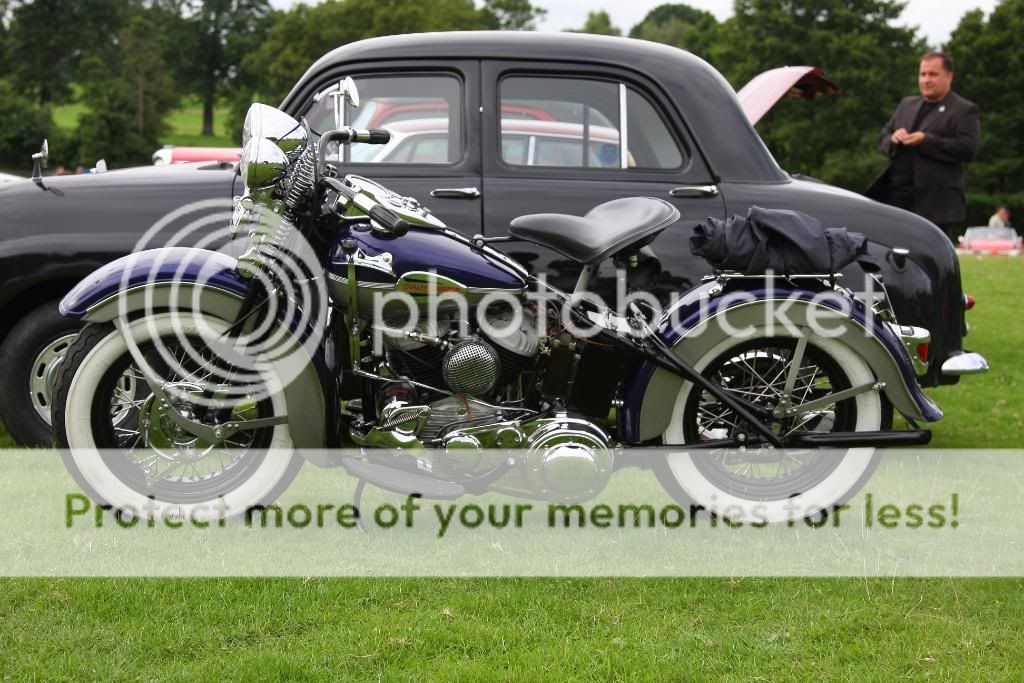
left=29, top=333, right=79, bottom=425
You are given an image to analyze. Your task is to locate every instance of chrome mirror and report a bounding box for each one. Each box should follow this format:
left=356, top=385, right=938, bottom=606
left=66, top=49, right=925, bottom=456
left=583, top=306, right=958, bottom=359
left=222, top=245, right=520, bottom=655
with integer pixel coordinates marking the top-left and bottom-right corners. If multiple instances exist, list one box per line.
left=240, top=137, right=289, bottom=191
left=32, top=139, right=49, bottom=165
left=313, top=76, right=360, bottom=129
left=241, top=103, right=306, bottom=155
left=30, top=139, right=63, bottom=195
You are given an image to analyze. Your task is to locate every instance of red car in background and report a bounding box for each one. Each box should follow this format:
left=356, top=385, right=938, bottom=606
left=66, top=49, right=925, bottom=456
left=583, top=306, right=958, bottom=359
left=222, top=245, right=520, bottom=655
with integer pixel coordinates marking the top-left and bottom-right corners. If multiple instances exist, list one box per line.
left=957, top=227, right=1022, bottom=255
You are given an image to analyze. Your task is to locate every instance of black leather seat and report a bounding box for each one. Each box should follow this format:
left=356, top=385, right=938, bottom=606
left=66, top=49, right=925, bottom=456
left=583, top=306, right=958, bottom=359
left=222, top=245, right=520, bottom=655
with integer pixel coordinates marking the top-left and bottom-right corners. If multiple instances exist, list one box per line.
left=509, top=197, right=680, bottom=265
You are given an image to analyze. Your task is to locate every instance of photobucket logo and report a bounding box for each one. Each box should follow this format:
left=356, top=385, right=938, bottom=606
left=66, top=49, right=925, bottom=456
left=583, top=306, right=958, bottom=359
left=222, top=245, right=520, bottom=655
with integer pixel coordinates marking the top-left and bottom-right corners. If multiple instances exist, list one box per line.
left=367, top=269, right=884, bottom=357
left=113, top=198, right=327, bottom=407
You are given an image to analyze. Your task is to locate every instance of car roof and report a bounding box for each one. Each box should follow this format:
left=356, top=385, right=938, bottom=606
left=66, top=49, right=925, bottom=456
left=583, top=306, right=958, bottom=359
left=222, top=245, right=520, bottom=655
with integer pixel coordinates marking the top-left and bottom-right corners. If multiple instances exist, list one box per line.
left=298, top=31, right=709, bottom=79
left=282, top=31, right=787, bottom=183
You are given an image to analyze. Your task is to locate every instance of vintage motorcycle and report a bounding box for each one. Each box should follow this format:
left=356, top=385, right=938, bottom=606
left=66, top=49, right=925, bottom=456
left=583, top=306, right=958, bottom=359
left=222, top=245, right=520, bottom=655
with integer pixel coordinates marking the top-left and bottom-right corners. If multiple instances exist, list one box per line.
left=51, top=94, right=941, bottom=523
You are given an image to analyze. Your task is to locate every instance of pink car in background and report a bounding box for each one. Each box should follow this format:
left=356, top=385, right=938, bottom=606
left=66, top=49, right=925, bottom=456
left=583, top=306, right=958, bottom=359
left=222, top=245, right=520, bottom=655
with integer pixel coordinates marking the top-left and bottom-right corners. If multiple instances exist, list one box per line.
left=152, top=146, right=241, bottom=165
left=957, top=227, right=1022, bottom=255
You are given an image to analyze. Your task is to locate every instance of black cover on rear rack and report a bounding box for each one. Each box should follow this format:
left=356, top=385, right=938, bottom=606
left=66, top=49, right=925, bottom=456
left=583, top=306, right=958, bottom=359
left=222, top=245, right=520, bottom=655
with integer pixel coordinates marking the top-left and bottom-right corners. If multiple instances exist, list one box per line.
left=690, top=205, right=878, bottom=275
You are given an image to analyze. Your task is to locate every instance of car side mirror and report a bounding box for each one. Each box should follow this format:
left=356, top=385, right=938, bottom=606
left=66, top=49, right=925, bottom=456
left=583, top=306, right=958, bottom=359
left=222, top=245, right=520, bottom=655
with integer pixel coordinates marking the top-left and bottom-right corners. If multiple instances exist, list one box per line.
left=30, top=138, right=49, bottom=181
left=32, top=139, right=49, bottom=165
left=29, top=139, right=63, bottom=196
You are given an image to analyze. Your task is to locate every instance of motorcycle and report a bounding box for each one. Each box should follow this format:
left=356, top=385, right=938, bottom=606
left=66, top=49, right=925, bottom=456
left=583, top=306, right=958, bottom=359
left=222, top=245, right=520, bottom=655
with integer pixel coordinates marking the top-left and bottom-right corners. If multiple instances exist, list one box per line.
left=51, top=94, right=941, bottom=524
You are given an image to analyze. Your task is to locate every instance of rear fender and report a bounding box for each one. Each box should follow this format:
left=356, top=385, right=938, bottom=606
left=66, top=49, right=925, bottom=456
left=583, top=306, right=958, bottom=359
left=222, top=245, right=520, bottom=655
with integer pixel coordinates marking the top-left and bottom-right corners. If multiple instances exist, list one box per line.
left=59, top=247, right=329, bottom=455
left=620, top=289, right=942, bottom=444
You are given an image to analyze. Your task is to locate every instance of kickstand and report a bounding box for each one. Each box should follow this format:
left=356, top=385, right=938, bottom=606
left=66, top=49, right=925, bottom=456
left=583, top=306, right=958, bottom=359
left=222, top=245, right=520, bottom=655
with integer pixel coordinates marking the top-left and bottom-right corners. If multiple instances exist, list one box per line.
left=352, top=478, right=367, bottom=533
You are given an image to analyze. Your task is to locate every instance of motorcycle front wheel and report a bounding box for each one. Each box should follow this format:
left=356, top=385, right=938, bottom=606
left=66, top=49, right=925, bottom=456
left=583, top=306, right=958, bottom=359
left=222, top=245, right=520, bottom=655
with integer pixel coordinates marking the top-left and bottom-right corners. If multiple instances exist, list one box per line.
left=657, top=327, right=888, bottom=523
left=51, top=313, right=302, bottom=521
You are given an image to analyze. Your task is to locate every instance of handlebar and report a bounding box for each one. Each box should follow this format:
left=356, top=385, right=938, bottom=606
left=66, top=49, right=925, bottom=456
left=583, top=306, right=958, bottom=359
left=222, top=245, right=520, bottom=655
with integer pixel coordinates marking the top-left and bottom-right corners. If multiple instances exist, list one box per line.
left=319, top=127, right=391, bottom=147
left=320, top=176, right=410, bottom=236
left=368, top=204, right=409, bottom=236
left=351, top=129, right=391, bottom=144
left=316, top=126, right=391, bottom=188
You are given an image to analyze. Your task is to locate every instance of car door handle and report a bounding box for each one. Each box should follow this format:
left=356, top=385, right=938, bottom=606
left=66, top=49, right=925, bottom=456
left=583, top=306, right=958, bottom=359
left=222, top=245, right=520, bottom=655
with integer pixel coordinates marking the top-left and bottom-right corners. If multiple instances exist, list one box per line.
left=670, top=185, right=720, bottom=198
left=430, top=187, right=481, bottom=199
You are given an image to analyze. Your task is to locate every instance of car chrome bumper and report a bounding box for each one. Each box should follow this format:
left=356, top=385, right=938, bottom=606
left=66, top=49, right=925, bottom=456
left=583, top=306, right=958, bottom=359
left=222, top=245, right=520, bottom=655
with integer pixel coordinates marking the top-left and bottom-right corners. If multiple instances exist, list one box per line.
left=941, top=351, right=990, bottom=376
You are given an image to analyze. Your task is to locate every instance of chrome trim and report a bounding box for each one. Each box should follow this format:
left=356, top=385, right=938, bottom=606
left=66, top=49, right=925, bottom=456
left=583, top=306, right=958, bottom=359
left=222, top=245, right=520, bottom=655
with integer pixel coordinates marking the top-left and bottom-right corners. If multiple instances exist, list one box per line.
left=670, top=185, right=720, bottom=198
left=941, top=351, right=989, bottom=376
left=333, top=248, right=394, bottom=276
left=887, top=322, right=931, bottom=375
left=440, top=228, right=531, bottom=280
left=619, top=83, right=628, bottom=170
left=430, top=187, right=481, bottom=199
left=702, top=272, right=843, bottom=281
left=325, top=272, right=393, bottom=289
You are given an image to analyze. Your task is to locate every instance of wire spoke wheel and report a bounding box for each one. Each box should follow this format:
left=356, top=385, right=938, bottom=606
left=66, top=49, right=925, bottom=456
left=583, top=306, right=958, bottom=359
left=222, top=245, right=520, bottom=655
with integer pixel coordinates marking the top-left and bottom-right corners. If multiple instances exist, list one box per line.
left=659, top=328, right=884, bottom=523
left=89, top=336, right=275, bottom=503
left=683, top=337, right=855, bottom=499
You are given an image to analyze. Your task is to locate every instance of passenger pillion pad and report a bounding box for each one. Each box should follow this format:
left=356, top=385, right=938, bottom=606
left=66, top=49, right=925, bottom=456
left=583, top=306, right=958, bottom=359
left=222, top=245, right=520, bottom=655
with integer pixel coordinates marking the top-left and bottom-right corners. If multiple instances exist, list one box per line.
left=509, top=197, right=680, bottom=265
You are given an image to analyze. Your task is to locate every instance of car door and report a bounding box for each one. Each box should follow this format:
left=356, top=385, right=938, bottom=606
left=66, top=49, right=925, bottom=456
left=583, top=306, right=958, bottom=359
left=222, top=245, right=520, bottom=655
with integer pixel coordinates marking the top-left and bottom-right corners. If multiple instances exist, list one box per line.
left=481, top=61, right=725, bottom=297
left=291, top=60, right=484, bottom=232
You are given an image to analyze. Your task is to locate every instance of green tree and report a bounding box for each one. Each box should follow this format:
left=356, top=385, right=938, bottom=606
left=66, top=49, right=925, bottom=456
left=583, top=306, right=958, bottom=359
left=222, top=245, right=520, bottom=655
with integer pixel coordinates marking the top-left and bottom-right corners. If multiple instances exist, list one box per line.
left=712, top=0, right=925, bottom=192
left=171, top=0, right=272, bottom=136
left=0, top=78, right=54, bottom=167
left=567, top=10, right=621, bottom=36
left=479, top=0, right=546, bottom=30
left=628, top=3, right=720, bottom=57
left=946, top=1, right=1024, bottom=224
left=6, top=0, right=129, bottom=104
left=75, top=14, right=177, bottom=168
left=226, top=0, right=544, bottom=137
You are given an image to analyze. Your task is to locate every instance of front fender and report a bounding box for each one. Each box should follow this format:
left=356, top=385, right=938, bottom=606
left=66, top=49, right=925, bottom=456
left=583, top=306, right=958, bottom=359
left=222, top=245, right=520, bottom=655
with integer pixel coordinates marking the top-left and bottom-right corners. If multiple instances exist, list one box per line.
left=620, top=286, right=942, bottom=444
left=58, top=247, right=329, bottom=453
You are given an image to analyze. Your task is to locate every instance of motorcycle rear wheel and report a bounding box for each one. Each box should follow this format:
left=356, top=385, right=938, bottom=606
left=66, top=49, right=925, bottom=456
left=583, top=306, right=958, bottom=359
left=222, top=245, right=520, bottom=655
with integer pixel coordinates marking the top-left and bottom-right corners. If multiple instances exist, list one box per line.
left=657, top=328, right=888, bottom=523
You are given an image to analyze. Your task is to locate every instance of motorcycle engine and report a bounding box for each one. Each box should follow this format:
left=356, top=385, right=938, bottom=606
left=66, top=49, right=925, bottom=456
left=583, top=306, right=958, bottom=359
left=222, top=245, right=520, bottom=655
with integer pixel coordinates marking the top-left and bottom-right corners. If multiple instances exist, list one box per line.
left=438, top=414, right=613, bottom=503
left=384, top=309, right=539, bottom=398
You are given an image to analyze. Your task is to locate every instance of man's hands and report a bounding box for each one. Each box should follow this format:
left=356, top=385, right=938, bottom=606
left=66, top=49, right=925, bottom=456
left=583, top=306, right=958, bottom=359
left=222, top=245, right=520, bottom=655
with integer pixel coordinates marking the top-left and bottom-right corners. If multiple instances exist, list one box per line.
left=891, top=128, right=926, bottom=147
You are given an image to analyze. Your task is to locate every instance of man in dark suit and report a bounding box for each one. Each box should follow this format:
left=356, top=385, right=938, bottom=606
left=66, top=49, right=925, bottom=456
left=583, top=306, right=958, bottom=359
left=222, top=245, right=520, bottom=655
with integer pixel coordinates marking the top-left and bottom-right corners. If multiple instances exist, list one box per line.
left=867, top=52, right=980, bottom=241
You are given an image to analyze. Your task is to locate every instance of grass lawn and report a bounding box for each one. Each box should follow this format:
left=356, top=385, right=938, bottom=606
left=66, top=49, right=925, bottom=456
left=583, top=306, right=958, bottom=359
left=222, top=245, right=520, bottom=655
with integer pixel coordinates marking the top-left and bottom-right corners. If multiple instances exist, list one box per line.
left=52, top=96, right=237, bottom=150
left=0, top=255, right=1021, bottom=679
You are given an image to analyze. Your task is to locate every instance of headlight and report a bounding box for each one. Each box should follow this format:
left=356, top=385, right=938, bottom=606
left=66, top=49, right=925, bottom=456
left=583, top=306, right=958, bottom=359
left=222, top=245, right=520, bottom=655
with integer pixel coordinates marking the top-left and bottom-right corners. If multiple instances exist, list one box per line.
left=240, top=137, right=289, bottom=191
left=242, top=103, right=306, bottom=155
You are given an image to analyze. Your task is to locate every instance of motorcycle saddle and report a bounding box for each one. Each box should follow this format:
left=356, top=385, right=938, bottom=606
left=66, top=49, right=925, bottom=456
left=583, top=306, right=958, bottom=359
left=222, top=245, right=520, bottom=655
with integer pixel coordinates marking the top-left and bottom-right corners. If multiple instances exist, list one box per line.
left=509, top=197, right=680, bottom=265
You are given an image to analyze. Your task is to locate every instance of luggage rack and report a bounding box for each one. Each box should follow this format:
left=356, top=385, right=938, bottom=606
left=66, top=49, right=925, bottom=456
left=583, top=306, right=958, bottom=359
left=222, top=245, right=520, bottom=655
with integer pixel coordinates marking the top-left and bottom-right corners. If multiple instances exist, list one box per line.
left=703, top=271, right=844, bottom=281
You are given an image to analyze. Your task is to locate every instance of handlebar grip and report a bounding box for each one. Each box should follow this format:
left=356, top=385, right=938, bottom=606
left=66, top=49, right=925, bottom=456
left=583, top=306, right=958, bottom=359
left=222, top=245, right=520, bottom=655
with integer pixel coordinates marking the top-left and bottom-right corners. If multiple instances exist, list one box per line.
left=351, top=128, right=391, bottom=145
left=369, top=204, right=409, bottom=236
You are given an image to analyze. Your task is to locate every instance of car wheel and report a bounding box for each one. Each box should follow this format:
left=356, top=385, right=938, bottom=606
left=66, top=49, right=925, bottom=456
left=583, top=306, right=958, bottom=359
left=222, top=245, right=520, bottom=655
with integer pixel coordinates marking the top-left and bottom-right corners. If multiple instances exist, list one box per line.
left=0, top=301, right=83, bottom=446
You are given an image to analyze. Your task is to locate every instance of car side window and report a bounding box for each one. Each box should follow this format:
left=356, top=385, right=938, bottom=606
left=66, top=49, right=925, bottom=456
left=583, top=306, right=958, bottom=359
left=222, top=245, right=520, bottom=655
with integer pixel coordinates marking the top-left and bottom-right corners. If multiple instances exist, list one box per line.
left=499, top=76, right=683, bottom=170
left=305, top=74, right=462, bottom=165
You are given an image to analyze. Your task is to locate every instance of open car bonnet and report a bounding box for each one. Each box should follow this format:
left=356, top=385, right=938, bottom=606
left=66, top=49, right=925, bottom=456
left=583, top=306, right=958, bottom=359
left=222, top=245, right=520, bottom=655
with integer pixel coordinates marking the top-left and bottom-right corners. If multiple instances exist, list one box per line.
left=737, top=66, right=841, bottom=126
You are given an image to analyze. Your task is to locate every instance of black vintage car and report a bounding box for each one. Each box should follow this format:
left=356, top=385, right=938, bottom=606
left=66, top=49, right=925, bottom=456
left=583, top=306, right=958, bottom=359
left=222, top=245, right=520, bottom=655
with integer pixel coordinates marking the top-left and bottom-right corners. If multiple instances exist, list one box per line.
left=0, top=31, right=983, bottom=445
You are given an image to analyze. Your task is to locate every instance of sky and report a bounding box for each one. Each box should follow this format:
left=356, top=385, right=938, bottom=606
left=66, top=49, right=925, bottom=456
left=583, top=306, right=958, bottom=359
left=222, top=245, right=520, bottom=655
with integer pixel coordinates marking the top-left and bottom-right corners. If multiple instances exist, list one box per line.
left=535, top=0, right=1000, bottom=45
left=268, top=0, right=1001, bottom=46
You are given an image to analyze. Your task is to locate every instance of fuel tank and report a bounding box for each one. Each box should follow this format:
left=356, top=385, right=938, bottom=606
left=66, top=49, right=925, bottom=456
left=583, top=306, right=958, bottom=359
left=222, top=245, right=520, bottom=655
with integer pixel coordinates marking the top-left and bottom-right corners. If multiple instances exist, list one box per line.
left=326, top=223, right=527, bottom=314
